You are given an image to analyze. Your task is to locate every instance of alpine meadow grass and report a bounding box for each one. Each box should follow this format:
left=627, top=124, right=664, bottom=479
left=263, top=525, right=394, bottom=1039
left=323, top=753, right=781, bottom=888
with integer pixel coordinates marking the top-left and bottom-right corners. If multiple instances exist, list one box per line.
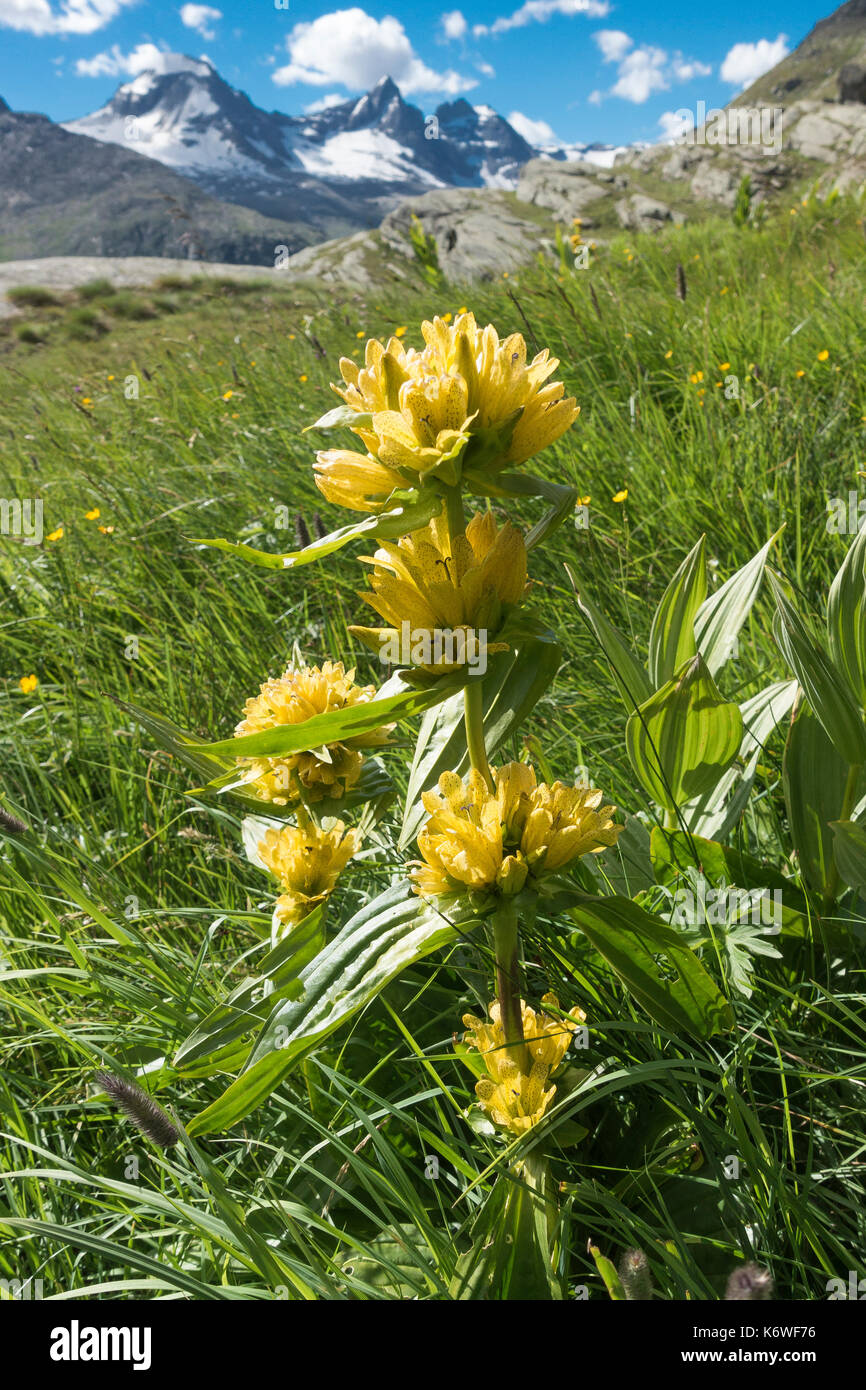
left=1, top=197, right=866, bottom=1303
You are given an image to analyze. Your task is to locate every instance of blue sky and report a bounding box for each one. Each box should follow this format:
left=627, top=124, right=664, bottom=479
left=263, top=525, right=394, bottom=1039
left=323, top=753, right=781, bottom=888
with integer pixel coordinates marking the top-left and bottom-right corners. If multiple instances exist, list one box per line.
left=0, top=0, right=830, bottom=146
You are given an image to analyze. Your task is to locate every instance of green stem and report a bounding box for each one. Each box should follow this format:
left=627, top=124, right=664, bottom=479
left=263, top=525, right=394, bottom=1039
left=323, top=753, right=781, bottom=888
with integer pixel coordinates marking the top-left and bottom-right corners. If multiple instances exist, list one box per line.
left=492, top=902, right=528, bottom=1072
left=464, top=679, right=493, bottom=792
left=822, top=761, right=862, bottom=913
left=443, top=483, right=465, bottom=542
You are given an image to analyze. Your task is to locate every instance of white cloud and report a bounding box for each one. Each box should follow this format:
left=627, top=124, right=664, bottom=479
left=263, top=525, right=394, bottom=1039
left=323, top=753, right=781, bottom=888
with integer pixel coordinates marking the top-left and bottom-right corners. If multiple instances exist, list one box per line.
left=594, top=37, right=713, bottom=104
left=658, top=108, right=694, bottom=141
left=474, top=0, right=609, bottom=39
left=594, top=29, right=632, bottom=64
left=611, top=45, right=667, bottom=103
left=672, top=54, right=711, bottom=82
left=720, top=35, right=788, bottom=88
left=508, top=109, right=558, bottom=143
left=304, top=92, right=345, bottom=113
left=272, top=8, right=476, bottom=95
left=179, top=4, right=221, bottom=40
left=0, top=0, right=134, bottom=35
left=440, top=9, right=466, bottom=39
left=587, top=88, right=603, bottom=105
left=75, top=43, right=211, bottom=78
left=476, top=60, right=495, bottom=77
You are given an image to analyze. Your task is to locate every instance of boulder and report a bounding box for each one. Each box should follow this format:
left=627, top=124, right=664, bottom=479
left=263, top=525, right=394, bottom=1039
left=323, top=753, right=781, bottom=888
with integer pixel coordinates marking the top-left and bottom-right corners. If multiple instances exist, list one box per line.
left=839, top=64, right=866, bottom=103
left=515, top=158, right=608, bottom=222
left=379, top=188, right=550, bottom=281
left=615, top=194, right=678, bottom=231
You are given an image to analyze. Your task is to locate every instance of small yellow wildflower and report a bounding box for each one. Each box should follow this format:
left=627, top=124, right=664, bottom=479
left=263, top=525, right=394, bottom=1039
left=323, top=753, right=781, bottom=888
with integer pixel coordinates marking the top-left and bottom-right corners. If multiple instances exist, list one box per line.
left=98, top=525, right=115, bottom=534
left=719, top=362, right=730, bottom=371
left=463, top=994, right=586, bottom=1136
left=235, top=661, right=392, bottom=805
left=664, top=349, right=673, bottom=360
left=577, top=494, right=591, bottom=506
left=393, top=326, right=407, bottom=338
left=356, top=330, right=365, bottom=338
left=19, top=674, right=38, bottom=694
left=457, top=306, right=468, bottom=314
left=288, top=334, right=296, bottom=341
left=817, top=349, right=829, bottom=362
left=720, top=286, right=728, bottom=295
left=222, top=390, right=233, bottom=401
left=85, top=507, right=100, bottom=521
left=299, top=374, right=308, bottom=383
left=612, top=488, right=628, bottom=503
left=257, top=818, right=360, bottom=934
left=46, top=527, right=64, bottom=542
left=795, top=369, right=805, bottom=378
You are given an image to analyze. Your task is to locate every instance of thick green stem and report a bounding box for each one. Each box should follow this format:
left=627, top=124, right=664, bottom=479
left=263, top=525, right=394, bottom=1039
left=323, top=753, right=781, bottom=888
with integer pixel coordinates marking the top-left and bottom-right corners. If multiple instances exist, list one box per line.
left=822, top=760, right=862, bottom=913
left=464, top=679, right=494, bottom=792
left=443, top=484, right=465, bottom=543
left=493, top=903, right=529, bottom=1072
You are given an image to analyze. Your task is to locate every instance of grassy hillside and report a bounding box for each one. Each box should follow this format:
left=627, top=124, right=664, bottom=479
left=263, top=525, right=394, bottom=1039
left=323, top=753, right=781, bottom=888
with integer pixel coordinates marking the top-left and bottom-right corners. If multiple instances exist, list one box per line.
left=1, top=194, right=865, bottom=1300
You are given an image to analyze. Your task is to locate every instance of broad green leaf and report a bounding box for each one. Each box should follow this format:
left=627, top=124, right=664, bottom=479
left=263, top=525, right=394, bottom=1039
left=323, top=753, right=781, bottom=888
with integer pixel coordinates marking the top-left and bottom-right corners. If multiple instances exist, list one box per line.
left=174, top=907, right=326, bottom=1068
left=189, top=493, right=440, bottom=571
left=570, top=896, right=734, bottom=1038
left=827, top=523, right=866, bottom=708
left=830, top=819, right=866, bottom=897
left=187, top=884, right=482, bottom=1134
left=685, top=678, right=798, bottom=840
left=650, top=827, right=811, bottom=928
left=451, top=1154, right=560, bottom=1301
left=461, top=468, right=577, bottom=551
left=203, top=670, right=467, bottom=760
left=769, top=572, right=866, bottom=766
left=694, top=528, right=783, bottom=677
left=648, top=536, right=707, bottom=687
left=625, top=654, right=743, bottom=813
left=398, top=629, right=562, bottom=849
left=783, top=696, right=855, bottom=899
left=566, top=566, right=652, bottom=712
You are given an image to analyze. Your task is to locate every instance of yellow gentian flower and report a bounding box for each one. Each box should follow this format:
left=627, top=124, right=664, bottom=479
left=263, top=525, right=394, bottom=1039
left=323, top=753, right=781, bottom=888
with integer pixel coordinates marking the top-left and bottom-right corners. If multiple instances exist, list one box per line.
left=257, top=819, right=360, bottom=933
left=234, top=660, right=391, bottom=805
left=350, top=510, right=527, bottom=673
left=411, top=762, right=620, bottom=899
left=463, top=993, right=585, bottom=1135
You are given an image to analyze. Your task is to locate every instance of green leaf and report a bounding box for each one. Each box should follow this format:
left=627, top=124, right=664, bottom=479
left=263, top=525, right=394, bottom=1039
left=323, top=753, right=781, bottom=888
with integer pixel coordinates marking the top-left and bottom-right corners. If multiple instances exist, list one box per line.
left=769, top=572, right=866, bottom=766
left=566, top=566, right=652, bottom=712
left=461, top=468, right=577, bottom=551
left=189, top=493, right=440, bottom=571
left=694, top=527, right=783, bottom=677
left=187, top=884, right=482, bottom=1134
left=570, top=895, right=734, bottom=1038
left=174, top=907, right=326, bottom=1068
left=648, top=536, right=707, bottom=687
left=827, top=523, right=866, bottom=708
left=625, top=654, right=743, bottom=812
left=783, top=696, right=853, bottom=899
left=649, top=827, right=810, bottom=933
left=451, top=1155, right=560, bottom=1300
left=203, top=670, right=467, bottom=760
left=398, top=628, right=562, bottom=850
left=830, top=819, right=866, bottom=897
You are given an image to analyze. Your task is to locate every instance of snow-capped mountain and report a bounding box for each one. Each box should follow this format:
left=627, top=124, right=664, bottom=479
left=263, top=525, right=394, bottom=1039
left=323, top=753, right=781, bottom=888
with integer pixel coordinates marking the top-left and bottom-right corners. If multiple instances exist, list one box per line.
left=63, top=58, right=585, bottom=235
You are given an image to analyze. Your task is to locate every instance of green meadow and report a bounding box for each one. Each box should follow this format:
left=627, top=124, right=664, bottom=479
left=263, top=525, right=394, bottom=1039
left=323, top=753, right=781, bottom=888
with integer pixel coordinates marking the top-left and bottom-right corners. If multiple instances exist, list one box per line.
left=1, top=194, right=865, bottom=1300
